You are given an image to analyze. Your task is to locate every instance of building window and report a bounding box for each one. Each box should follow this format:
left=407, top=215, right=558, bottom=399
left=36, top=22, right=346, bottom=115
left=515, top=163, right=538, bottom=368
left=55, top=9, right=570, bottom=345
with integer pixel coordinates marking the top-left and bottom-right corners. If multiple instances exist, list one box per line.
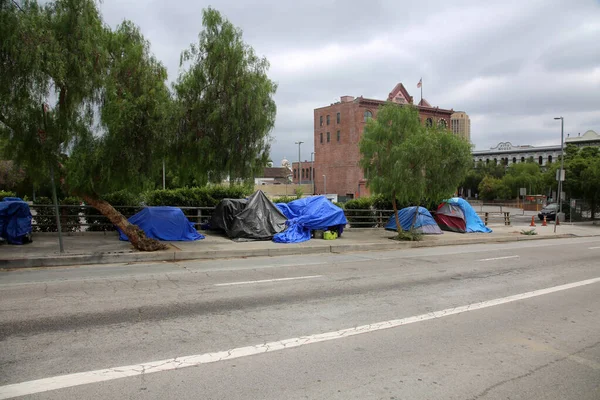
left=486, top=159, right=489, bottom=164
left=539, top=156, right=543, bottom=165
left=301, top=169, right=304, bottom=179
left=319, top=116, right=323, bottom=127
left=425, top=118, right=433, bottom=128
left=293, top=169, right=297, bottom=179
left=336, top=130, right=340, bottom=142
left=364, top=110, right=373, bottom=122
left=320, top=132, right=323, bottom=144
left=337, top=112, right=340, bottom=124
left=326, top=115, right=330, bottom=125
left=548, top=155, right=553, bottom=163
left=327, top=132, right=330, bottom=143
left=521, top=157, right=525, bottom=162
left=309, top=167, right=312, bottom=179
left=493, top=158, right=497, bottom=165
left=513, top=157, right=517, bottom=164
left=438, top=119, right=447, bottom=129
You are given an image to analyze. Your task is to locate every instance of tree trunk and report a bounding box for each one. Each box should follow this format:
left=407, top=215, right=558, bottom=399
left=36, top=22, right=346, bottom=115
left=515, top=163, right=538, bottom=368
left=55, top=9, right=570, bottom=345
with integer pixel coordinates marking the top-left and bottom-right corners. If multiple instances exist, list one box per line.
left=392, top=191, right=401, bottom=232
left=81, top=194, right=167, bottom=252
left=410, top=204, right=419, bottom=231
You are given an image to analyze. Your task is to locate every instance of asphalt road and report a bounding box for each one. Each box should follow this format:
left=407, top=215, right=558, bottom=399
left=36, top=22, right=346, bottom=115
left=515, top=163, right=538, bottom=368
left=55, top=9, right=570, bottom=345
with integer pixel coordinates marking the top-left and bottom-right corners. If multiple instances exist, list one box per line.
left=1, top=237, right=599, bottom=399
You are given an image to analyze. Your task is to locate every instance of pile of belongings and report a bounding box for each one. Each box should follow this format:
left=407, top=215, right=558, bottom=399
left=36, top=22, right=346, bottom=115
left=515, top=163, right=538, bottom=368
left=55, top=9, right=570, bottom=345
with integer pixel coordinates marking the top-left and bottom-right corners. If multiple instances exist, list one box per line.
left=0, top=197, right=33, bottom=245
left=119, top=207, right=204, bottom=241
left=210, top=190, right=287, bottom=241
left=274, top=196, right=347, bottom=243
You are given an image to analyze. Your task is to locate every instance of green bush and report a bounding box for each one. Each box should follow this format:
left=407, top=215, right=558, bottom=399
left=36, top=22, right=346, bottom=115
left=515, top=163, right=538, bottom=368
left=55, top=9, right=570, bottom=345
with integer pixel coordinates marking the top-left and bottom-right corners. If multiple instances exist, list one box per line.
left=271, top=196, right=297, bottom=204
left=32, top=197, right=83, bottom=232
left=344, top=197, right=377, bottom=227
left=143, top=185, right=252, bottom=225
left=84, top=191, right=142, bottom=232
left=0, top=190, right=16, bottom=200
left=333, top=201, right=344, bottom=209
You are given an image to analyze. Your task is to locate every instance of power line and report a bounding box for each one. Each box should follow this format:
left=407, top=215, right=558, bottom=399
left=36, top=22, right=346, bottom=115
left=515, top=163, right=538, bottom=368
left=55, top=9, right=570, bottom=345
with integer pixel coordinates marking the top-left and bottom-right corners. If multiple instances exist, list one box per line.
left=11, top=0, right=24, bottom=12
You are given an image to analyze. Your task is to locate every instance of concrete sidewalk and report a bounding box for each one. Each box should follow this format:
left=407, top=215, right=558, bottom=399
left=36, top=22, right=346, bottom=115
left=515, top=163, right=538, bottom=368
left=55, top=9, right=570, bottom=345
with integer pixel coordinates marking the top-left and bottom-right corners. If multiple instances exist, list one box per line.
left=1, top=222, right=599, bottom=269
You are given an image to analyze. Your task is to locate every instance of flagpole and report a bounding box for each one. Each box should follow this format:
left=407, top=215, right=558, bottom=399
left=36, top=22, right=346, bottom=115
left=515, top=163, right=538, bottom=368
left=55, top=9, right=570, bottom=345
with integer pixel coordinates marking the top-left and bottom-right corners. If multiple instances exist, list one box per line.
left=420, top=78, right=423, bottom=104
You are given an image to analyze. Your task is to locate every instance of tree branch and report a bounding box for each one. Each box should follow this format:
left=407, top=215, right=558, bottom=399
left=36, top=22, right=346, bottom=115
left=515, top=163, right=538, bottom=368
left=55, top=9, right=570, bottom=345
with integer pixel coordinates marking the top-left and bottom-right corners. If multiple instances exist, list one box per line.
left=0, top=112, right=15, bottom=132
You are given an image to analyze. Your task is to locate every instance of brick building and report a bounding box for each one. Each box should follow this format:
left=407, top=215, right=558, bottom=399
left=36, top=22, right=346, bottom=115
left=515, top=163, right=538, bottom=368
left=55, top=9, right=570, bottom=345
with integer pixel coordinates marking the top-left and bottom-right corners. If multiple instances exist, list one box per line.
left=313, top=83, right=454, bottom=200
left=291, top=161, right=314, bottom=185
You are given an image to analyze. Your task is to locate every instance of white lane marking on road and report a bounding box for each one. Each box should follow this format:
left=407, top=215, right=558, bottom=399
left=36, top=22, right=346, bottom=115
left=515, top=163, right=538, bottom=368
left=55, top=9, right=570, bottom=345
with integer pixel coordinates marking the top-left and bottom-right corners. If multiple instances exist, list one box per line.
left=478, top=255, right=520, bottom=262
left=214, top=275, right=323, bottom=286
left=1, top=276, right=599, bottom=399
left=589, top=246, right=600, bottom=250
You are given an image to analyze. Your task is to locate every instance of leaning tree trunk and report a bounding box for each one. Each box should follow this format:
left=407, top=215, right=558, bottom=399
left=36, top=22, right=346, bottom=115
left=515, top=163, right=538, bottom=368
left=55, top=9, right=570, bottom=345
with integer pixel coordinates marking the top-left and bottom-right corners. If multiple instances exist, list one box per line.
left=392, top=191, right=402, bottom=233
left=81, top=194, right=167, bottom=252
left=410, top=203, right=419, bottom=232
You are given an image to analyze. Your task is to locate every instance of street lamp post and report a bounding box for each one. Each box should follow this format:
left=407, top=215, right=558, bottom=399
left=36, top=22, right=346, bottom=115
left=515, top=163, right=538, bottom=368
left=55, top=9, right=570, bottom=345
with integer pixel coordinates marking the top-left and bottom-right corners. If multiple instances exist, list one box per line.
left=310, top=152, right=315, bottom=195
left=323, top=174, right=327, bottom=196
left=295, top=141, right=304, bottom=186
left=554, top=117, right=564, bottom=232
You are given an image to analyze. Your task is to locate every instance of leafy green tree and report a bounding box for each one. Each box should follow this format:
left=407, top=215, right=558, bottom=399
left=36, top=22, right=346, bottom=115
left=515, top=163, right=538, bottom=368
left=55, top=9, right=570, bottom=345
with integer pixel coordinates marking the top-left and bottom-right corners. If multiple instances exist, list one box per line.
left=359, top=103, right=472, bottom=232
left=478, top=176, right=511, bottom=201
left=502, top=162, right=543, bottom=197
left=173, top=7, right=277, bottom=186
left=0, top=1, right=170, bottom=250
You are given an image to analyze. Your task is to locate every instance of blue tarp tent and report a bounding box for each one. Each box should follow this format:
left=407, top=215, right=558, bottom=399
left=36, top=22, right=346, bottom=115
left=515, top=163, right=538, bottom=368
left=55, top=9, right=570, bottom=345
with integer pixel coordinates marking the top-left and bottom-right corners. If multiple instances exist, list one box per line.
left=118, top=207, right=204, bottom=242
left=384, top=206, right=443, bottom=234
left=444, top=197, right=492, bottom=233
left=273, top=196, right=347, bottom=243
left=0, top=197, right=33, bottom=245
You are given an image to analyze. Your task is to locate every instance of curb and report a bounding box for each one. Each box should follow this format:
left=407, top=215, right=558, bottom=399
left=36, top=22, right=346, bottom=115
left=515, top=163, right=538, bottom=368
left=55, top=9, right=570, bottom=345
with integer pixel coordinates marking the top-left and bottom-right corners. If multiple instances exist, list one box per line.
left=0, top=233, right=583, bottom=269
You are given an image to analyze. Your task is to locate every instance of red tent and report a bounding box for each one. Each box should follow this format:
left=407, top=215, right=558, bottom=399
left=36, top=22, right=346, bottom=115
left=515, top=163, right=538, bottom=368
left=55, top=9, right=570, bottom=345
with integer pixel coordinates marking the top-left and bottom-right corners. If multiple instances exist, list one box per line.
left=434, top=202, right=467, bottom=233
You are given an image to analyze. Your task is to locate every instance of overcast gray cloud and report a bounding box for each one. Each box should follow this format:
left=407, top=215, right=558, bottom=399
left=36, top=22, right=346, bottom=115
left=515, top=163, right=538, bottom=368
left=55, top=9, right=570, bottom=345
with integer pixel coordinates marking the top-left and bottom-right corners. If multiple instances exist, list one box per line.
left=100, top=0, right=600, bottom=164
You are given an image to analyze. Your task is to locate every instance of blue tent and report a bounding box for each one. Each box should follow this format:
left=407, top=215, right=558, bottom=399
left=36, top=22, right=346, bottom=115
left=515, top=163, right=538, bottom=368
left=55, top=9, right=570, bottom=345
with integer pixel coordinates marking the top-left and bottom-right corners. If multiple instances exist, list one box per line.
left=384, top=206, right=443, bottom=234
left=444, top=197, right=492, bottom=233
left=273, top=196, right=347, bottom=243
left=0, top=197, right=33, bottom=245
left=118, top=207, right=204, bottom=241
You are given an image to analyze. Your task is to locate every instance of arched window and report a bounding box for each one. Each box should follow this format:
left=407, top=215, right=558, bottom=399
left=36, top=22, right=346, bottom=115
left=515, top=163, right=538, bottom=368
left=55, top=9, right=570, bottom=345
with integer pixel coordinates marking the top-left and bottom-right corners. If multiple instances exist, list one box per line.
left=364, top=110, right=373, bottom=122
left=293, top=169, right=297, bottom=179
left=301, top=169, right=304, bottom=179
left=513, top=157, right=517, bottom=164
left=538, top=156, right=543, bottom=165
left=486, top=159, right=490, bottom=164
left=425, top=118, right=433, bottom=128
left=494, top=158, right=497, bottom=165
left=438, top=119, right=447, bottom=129
left=521, top=157, right=525, bottom=163
left=548, top=155, right=553, bottom=164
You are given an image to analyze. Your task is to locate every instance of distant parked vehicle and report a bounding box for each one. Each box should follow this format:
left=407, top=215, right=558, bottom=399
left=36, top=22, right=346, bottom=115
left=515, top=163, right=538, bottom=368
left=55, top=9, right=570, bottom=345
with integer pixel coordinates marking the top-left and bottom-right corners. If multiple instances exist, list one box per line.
left=538, top=202, right=570, bottom=221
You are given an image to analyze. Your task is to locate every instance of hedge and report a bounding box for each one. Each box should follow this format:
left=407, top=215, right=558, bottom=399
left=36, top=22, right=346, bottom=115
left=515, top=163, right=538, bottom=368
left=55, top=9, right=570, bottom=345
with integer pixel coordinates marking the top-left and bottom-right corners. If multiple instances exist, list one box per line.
left=344, top=197, right=377, bottom=227
left=0, top=190, right=16, bottom=200
left=271, top=196, right=297, bottom=204
left=32, top=197, right=82, bottom=232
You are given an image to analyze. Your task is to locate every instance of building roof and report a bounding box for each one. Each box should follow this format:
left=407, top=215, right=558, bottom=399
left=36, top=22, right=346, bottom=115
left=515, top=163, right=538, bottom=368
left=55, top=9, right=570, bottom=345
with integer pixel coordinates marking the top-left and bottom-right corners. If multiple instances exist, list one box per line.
left=387, top=83, right=414, bottom=104
left=566, top=130, right=599, bottom=143
left=418, top=98, right=432, bottom=107
left=262, top=167, right=291, bottom=179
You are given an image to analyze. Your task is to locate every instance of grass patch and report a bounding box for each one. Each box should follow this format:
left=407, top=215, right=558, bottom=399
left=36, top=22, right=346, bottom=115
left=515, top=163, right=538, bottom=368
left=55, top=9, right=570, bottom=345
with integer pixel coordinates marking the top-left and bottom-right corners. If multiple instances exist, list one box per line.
left=392, top=230, right=423, bottom=241
left=520, top=228, right=538, bottom=236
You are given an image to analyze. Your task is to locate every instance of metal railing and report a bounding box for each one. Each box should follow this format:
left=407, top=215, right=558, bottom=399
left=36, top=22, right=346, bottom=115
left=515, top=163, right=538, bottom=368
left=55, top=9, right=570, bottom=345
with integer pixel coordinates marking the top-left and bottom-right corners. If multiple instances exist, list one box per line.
left=29, top=204, right=403, bottom=231
left=30, top=204, right=217, bottom=232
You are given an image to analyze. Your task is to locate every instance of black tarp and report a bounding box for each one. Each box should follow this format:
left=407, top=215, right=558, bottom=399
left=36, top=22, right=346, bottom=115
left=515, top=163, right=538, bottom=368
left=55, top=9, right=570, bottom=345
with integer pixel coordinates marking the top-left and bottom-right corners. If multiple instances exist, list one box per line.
left=210, top=190, right=287, bottom=241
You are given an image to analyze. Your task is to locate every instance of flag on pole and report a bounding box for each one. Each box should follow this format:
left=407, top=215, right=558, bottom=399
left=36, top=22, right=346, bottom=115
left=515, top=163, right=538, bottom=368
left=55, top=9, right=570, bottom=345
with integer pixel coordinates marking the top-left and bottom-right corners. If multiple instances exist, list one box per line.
left=417, top=78, right=422, bottom=88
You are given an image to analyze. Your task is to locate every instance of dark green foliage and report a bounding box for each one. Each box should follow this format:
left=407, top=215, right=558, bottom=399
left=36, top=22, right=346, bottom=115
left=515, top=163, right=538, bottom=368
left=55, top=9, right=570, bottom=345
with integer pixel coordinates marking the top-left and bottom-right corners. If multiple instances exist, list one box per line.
left=332, top=202, right=344, bottom=209
left=32, top=196, right=82, bottom=232
left=271, top=196, right=297, bottom=204
left=84, top=191, right=142, bottom=231
left=0, top=190, right=16, bottom=200
left=344, top=197, right=376, bottom=228
left=173, top=8, right=277, bottom=185
left=392, top=230, right=423, bottom=241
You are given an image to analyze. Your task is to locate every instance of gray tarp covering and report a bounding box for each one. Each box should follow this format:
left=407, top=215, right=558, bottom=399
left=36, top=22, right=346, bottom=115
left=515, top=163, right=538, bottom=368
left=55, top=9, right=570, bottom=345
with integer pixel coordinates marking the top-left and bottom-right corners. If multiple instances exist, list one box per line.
left=210, top=190, right=287, bottom=241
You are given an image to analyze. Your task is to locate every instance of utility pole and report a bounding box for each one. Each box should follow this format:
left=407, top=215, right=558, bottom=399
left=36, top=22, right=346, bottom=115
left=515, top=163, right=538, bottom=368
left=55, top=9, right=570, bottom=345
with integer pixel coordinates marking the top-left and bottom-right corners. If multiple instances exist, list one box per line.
left=295, top=141, right=303, bottom=186
left=554, top=117, right=564, bottom=232
left=310, top=152, right=315, bottom=195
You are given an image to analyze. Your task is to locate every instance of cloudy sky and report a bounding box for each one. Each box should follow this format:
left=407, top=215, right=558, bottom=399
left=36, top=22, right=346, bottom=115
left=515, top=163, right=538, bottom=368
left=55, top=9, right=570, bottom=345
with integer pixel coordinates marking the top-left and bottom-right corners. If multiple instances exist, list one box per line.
left=100, top=0, right=600, bottom=165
